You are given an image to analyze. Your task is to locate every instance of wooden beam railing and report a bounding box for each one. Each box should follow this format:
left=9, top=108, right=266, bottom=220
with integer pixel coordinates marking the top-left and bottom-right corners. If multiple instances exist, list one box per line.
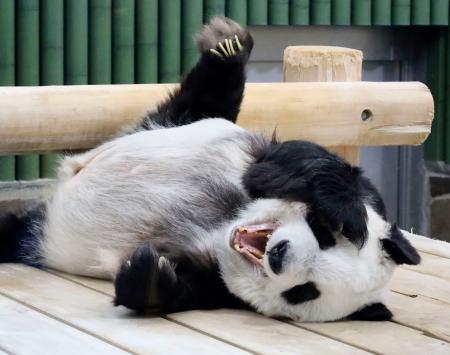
left=0, top=81, right=434, bottom=154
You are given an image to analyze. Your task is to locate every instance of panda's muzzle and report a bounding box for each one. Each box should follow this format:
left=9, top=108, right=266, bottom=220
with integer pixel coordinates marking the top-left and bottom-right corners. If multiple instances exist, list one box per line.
left=231, top=223, right=278, bottom=267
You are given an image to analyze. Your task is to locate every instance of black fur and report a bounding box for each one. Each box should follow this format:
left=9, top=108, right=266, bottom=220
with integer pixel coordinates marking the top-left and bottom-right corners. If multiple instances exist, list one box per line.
left=0, top=205, right=45, bottom=265
left=114, top=243, right=248, bottom=314
left=306, top=211, right=336, bottom=250
left=281, top=282, right=321, bottom=305
left=243, top=140, right=369, bottom=249
left=267, top=240, right=289, bottom=274
left=114, top=244, right=161, bottom=312
left=381, top=224, right=421, bottom=265
left=138, top=26, right=253, bottom=130
left=347, top=302, right=393, bottom=321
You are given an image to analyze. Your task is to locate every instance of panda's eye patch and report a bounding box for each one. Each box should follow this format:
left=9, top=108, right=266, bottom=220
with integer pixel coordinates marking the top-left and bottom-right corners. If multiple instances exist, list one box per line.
left=306, top=212, right=336, bottom=250
left=281, top=282, right=321, bottom=305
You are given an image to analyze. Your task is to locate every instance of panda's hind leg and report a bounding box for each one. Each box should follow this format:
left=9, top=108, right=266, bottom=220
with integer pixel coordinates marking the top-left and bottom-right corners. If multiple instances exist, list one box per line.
left=137, top=17, right=254, bottom=130
left=114, top=242, right=248, bottom=313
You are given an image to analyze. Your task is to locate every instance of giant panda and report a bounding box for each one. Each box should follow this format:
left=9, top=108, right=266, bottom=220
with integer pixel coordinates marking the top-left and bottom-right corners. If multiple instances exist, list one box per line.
left=0, top=17, right=420, bottom=322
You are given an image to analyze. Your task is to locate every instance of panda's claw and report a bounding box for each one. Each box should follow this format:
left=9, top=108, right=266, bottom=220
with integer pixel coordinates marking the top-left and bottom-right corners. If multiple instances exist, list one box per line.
left=235, top=35, right=243, bottom=51
left=214, top=37, right=241, bottom=59
left=218, top=41, right=229, bottom=57
left=195, top=17, right=253, bottom=61
left=225, top=38, right=234, bottom=56
left=158, top=256, right=167, bottom=269
left=209, top=48, right=223, bottom=58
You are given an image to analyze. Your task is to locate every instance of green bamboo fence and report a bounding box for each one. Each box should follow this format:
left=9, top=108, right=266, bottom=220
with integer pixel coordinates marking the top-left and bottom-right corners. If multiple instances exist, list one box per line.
left=136, top=0, right=158, bottom=83
left=226, top=0, right=247, bottom=25
left=311, top=0, right=331, bottom=25
left=0, top=0, right=15, bottom=181
left=352, top=0, right=371, bottom=26
left=290, top=0, right=309, bottom=25
left=65, top=0, right=88, bottom=85
left=332, top=0, right=351, bottom=26
left=159, top=0, right=180, bottom=83
left=89, top=0, right=112, bottom=84
left=112, top=0, right=135, bottom=84
left=373, top=0, right=392, bottom=25
left=269, top=0, right=289, bottom=25
left=16, top=0, right=40, bottom=180
left=248, top=0, right=268, bottom=25
left=40, top=0, right=64, bottom=178
left=182, top=0, right=203, bottom=74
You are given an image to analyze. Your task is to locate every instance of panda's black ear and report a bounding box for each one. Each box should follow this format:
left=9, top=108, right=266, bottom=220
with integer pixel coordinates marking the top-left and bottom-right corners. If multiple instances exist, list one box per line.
left=347, top=303, right=393, bottom=321
left=381, top=224, right=421, bottom=265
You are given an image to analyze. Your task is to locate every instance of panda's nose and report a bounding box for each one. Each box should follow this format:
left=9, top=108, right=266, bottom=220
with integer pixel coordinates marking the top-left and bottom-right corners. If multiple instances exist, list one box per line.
left=268, top=240, right=289, bottom=274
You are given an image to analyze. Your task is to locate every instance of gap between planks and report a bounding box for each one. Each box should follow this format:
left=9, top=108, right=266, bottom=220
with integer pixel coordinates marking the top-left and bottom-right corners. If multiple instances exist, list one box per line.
left=404, top=232, right=450, bottom=259
left=0, top=292, right=130, bottom=355
left=49, top=270, right=368, bottom=354
left=0, top=290, right=134, bottom=355
left=0, top=345, right=11, bottom=355
left=402, top=251, right=450, bottom=282
left=0, top=264, right=249, bottom=355
left=47, top=270, right=259, bottom=354
left=52, top=268, right=450, bottom=354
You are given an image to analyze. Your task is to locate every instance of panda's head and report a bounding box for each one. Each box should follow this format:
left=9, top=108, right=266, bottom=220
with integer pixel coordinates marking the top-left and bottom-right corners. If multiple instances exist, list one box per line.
left=216, top=199, right=420, bottom=321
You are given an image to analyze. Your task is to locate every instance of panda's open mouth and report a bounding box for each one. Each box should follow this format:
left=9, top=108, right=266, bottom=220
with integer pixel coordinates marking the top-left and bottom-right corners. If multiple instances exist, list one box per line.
left=231, top=223, right=278, bottom=267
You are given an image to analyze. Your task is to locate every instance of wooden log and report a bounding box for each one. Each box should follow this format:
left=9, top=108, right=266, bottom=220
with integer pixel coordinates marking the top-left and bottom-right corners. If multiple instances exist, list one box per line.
left=0, top=82, right=433, bottom=154
left=284, top=45, right=363, bottom=165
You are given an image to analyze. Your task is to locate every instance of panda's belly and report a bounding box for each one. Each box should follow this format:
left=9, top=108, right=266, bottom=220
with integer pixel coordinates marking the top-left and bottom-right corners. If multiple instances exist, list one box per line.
left=39, top=119, right=251, bottom=278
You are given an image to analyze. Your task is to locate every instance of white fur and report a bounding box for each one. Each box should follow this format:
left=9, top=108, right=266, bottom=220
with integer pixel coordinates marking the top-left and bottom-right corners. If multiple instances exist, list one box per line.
left=217, top=200, right=395, bottom=321
left=39, top=118, right=397, bottom=321
left=40, top=119, right=249, bottom=277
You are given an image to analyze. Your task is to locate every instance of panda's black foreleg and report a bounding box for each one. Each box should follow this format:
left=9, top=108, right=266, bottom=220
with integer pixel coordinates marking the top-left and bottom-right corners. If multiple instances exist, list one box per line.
left=137, top=17, right=254, bottom=130
left=243, top=140, right=373, bottom=249
left=114, top=243, right=246, bottom=314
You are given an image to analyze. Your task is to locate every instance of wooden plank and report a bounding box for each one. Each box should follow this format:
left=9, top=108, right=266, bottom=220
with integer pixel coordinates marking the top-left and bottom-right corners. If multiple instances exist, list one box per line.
left=51, top=270, right=114, bottom=295
left=50, top=268, right=450, bottom=353
left=0, top=294, right=128, bottom=355
left=0, top=81, right=434, bottom=154
left=404, top=231, right=450, bottom=259
left=169, top=309, right=368, bottom=355
left=58, top=271, right=450, bottom=352
left=390, top=268, right=450, bottom=304
left=402, top=252, right=450, bottom=282
left=55, top=272, right=367, bottom=354
left=297, top=319, right=450, bottom=355
left=0, top=264, right=248, bottom=355
left=389, top=292, right=450, bottom=342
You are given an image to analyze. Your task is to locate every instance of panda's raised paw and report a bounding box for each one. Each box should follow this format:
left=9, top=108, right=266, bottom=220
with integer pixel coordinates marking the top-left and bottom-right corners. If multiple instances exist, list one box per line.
left=195, top=16, right=253, bottom=61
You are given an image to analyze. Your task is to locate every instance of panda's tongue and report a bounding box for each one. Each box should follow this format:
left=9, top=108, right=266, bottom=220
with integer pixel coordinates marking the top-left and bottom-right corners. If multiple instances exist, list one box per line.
left=232, top=223, right=278, bottom=266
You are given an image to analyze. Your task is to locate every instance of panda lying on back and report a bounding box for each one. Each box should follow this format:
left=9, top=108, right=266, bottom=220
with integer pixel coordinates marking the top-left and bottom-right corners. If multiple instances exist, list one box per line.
left=1, top=17, right=420, bottom=322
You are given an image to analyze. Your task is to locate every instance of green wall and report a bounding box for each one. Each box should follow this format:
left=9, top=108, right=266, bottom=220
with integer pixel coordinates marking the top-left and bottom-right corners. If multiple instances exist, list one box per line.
left=0, top=0, right=449, bottom=181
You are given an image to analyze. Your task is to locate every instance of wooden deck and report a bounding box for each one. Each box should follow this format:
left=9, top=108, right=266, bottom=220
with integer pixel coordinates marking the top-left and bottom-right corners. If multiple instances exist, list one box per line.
left=1, top=233, right=449, bottom=355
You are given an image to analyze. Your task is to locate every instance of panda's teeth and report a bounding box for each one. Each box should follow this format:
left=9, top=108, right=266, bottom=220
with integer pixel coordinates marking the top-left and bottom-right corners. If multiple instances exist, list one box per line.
left=252, top=250, right=263, bottom=258
left=234, top=243, right=241, bottom=251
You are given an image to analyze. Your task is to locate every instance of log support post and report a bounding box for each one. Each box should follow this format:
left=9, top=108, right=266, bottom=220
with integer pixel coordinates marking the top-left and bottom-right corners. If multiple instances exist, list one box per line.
left=283, top=46, right=363, bottom=165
